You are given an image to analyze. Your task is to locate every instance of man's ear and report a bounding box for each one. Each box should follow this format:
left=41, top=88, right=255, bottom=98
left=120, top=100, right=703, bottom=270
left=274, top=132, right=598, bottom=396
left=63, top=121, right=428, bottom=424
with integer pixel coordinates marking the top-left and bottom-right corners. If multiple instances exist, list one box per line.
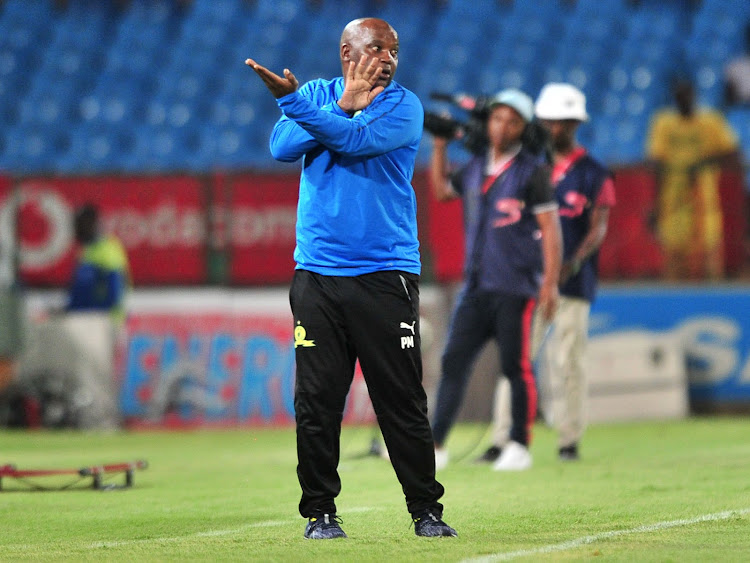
left=341, top=44, right=351, bottom=62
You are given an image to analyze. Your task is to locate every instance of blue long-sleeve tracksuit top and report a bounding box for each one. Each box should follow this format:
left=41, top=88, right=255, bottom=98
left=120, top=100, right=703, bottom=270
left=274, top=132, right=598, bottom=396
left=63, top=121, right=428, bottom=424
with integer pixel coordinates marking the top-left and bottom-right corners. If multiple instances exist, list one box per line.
left=270, top=77, right=424, bottom=276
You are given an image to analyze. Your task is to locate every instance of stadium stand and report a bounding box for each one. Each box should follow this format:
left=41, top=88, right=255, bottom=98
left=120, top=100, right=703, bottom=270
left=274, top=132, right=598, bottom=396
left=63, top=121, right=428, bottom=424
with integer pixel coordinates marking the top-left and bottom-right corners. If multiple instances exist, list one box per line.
left=0, top=0, right=749, bottom=174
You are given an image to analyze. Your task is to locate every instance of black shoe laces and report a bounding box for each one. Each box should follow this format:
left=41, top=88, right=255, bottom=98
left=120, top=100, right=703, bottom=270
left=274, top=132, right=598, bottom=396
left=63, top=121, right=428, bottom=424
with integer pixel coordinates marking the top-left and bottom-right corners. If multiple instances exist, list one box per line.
left=311, top=514, right=344, bottom=527
left=411, top=511, right=440, bottom=528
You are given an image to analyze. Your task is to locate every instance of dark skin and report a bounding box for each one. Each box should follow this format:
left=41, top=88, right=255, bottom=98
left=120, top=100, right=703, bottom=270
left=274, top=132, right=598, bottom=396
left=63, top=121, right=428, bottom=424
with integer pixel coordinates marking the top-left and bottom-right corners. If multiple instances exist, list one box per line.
left=245, top=18, right=399, bottom=114
left=647, top=80, right=741, bottom=182
left=73, top=205, right=99, bottom=245
left=539, top=118, right=611, bottom=285
left=673, top=80, right=694, bottom=118
left=486, top=104, right=527, bottom=156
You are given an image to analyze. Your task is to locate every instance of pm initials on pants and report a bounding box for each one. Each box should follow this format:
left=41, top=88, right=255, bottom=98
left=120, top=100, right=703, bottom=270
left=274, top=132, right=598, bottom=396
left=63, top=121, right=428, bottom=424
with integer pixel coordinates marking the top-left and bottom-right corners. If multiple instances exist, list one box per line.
left=400, top=335, right=415, bottom=349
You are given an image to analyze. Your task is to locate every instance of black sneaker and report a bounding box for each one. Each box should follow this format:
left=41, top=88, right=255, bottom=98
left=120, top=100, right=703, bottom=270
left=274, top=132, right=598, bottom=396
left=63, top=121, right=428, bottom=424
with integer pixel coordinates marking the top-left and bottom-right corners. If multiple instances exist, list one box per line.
left=412, top=510, right=458, bottom=537
left=304, top=513, right=347, bottom=539
left=474, top=445, right=502, bottom=463
left=558, top=444, right=579, bottom=461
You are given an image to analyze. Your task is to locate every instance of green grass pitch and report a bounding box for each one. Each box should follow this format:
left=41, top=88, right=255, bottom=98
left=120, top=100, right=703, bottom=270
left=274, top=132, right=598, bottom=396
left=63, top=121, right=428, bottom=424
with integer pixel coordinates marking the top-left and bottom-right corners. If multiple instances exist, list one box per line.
left=2, top=417, right=749, bottom=561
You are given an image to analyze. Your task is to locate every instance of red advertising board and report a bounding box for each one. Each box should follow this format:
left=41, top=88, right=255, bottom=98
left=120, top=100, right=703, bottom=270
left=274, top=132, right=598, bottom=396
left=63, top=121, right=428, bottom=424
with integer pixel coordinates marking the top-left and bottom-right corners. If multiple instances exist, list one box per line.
left=3, top=166, right=743, bottom=287
left=0, top=175, right=208, bottom=285
left=0, top=173, right=303, bottom=287
left=718, top=169, right=747, bottom=277
left=597, top=166, right=664, bottom=279
left=424, top=165, right=747, bottom=282
left=424, top=173, right=465, bottom=283
left=220, top=172, right=298, bottom=284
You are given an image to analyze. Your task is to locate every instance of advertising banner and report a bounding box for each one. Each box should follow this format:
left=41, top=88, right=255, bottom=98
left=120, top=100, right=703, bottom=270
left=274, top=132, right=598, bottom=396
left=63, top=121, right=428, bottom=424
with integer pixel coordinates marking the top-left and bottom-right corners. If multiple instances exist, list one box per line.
left=0, top=173, right=303, bottom=287
left=590, top=286, right=750, bottom=410
left=0, top=176, right=208, bottom=285
left=119, top=301, right=375, bottom=427
left=25, top=284, right=748, bottom=428
left=220, top=172, right=298, bottom=284
left=425, top=178, right=464, bottom=283
left=424, top=166, right=747, bottom=282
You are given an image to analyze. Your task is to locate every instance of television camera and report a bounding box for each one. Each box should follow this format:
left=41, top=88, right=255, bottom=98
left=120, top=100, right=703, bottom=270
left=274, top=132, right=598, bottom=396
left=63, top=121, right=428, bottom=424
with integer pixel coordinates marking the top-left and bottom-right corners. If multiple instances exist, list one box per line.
left=423, top=92, right=491, bottom=155
left=423, top=91, right=552, bottom=160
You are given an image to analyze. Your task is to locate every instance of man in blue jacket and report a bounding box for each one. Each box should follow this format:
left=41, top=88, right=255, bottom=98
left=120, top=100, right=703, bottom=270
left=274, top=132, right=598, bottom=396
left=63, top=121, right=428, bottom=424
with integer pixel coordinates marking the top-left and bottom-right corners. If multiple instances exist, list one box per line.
left=245, top=17, right=456, bottom=540
left=67, top=204, right=129, bottom=324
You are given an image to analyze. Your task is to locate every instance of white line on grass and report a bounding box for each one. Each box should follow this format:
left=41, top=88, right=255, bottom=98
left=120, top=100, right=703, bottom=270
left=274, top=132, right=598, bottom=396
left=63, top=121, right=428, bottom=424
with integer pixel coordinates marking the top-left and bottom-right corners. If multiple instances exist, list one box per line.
left=85, top=505, right=379, bottom=549
left=461, top=508, right=750, bottom=562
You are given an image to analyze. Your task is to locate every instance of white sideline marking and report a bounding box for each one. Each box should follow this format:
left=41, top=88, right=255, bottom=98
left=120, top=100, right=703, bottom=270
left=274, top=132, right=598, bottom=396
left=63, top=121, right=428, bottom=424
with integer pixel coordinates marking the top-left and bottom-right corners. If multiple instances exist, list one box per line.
left=85, top=506, right=378, bottom=549
left=461, top=508, right=750, bottom=562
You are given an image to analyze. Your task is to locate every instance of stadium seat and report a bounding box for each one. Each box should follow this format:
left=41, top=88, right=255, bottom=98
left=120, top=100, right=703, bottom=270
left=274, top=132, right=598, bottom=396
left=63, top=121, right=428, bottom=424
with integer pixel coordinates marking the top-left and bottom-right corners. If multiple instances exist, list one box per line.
left=576, top=0, right=627, bottom=19
left=5, top=125, right=61, bottom=173
left=0, top=0, right=745, bottom=173
left=726, top=108, right=750, bottom=163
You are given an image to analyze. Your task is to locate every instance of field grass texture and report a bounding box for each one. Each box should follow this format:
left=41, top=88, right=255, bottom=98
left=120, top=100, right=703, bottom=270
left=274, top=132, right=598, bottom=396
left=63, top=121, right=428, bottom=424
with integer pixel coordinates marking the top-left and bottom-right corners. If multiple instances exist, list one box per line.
left=1, top=417, right=749, bottom=562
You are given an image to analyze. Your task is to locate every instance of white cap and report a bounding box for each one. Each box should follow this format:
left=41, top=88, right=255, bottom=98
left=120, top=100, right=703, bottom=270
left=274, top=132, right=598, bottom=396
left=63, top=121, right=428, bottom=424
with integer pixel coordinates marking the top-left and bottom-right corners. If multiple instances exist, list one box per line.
left=534, top=83, right=589, bottom=122
left=489, top=88, right=534, bottom=122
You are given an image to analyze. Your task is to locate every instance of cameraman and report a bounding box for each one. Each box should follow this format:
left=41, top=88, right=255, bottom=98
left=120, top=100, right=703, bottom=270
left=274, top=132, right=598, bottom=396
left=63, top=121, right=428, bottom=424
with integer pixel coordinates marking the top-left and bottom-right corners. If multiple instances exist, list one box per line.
left=429, top=89, right=562, bottom=471
left=480, top=84, right=616, bottom=465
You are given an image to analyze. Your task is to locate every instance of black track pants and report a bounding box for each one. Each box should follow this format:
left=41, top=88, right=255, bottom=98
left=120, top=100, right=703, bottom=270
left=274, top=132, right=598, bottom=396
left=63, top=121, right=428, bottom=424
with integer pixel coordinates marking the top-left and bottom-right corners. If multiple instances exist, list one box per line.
left=431, top=288, right=538, bottom=447
left=290, top=269, right=445, bottom=518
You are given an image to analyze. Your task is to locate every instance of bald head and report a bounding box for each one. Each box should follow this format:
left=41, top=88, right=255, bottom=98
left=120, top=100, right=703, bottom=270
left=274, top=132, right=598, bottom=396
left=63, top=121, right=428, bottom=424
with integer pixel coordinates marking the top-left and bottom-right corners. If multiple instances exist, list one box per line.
left=340, top=18, right=399, bottom=89
left=340, top=18, right=397, bottom=47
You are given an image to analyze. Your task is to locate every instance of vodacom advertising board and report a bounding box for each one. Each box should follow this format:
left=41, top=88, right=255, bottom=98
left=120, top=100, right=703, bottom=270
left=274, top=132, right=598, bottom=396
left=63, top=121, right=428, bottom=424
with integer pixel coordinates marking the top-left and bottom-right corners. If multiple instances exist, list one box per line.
left=0, top=174, right=299, bottom=285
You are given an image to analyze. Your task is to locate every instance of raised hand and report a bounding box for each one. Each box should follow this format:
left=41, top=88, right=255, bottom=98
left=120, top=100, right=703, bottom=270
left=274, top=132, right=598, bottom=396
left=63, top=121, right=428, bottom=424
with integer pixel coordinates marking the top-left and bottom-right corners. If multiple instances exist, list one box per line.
left=245, top=58, right=299, bottom=99
left=337, top=55, right=384, bottom=114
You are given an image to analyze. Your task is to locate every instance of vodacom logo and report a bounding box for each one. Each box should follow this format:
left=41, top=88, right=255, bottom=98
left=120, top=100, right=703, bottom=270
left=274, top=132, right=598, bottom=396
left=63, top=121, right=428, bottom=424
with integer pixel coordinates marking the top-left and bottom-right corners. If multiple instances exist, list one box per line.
left=0, top=183, right=73, bottom=269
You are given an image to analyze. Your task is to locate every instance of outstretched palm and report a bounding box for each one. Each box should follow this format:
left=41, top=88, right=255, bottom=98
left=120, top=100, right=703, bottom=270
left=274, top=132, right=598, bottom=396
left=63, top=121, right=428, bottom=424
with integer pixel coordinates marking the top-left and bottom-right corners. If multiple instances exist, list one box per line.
left=245, top=58, right=299, bottom=99
left=337, top=55, right=384, bottom=114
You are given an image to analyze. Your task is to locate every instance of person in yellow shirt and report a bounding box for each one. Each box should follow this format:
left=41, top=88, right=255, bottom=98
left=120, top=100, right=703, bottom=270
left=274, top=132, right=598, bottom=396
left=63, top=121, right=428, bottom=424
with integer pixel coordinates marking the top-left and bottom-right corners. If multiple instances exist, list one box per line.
left=646, top=79, right=741, bottom=280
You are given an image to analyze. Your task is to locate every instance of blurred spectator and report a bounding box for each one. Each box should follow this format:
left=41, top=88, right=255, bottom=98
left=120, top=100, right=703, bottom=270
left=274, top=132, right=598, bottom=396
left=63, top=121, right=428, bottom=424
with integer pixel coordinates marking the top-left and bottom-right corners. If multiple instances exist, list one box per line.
left=724, top=23, right=750, bottom=107
left=645, top=78, right=741, bottom=280
left=428, top=89, right=562, bottom=472
left=67, top=204, right=130, bottom=323
left=4, top=204, right=130, bottom=430
left=480, top=83, right=615, bottom=465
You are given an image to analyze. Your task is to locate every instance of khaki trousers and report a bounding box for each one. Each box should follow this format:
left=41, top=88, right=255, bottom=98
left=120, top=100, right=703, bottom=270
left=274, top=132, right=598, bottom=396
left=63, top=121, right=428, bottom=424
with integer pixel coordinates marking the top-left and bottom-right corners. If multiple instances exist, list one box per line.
left=492, top=296, right=590, bottom=449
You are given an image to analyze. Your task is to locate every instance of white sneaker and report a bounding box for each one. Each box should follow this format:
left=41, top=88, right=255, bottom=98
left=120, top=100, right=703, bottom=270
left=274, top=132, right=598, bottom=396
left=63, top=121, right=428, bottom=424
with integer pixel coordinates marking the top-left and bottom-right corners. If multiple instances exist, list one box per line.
left=492, top=441, right=532, bottom=471
left=434, top=447, right=449, bottom=471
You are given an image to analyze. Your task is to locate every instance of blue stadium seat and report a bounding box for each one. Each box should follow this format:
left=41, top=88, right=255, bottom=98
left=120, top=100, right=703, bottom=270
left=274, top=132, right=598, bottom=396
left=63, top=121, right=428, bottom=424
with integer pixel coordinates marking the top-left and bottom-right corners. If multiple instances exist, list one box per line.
left=190, top=0, right=241, bottom=22
left=700, top=0, right=750, bottom=17
left=0, top=0, right=745, bottom=173
left=574, top=0, right=627, bottom=19
left=694, top=64, right=724, bottom=107
left=1, top=0, right=54, bottom=22
left=726, top=108, right=750, bottom=163
left=6, top=124, right=64, bottom=173
left=210, top=125, right=253, bottom=169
